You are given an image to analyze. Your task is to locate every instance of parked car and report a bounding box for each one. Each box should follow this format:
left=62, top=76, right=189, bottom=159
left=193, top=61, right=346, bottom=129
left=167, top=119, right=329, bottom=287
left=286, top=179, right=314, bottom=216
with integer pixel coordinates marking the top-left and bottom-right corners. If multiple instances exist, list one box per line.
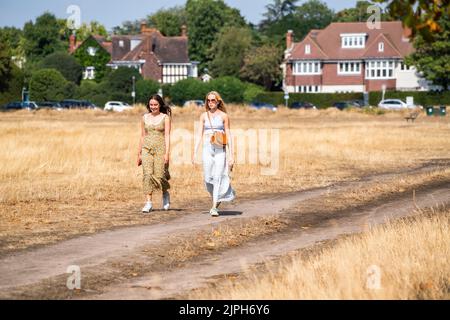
left=290, top=101, right=317, bottom=109
left=249, top=102, right=278, bottom=112
left=37, top=101, right=63, bottom=111
left=183, top=100, right=205, bottom=108
left=350, top=99, right=366, bottom=108
left=378, top=99, right=412, bottom=110
left=332, top=101, right=352, bottom=110
left=104, top=101, right=133, bottom=112
left=60, top=100, right=98, bottom=109
left=3, top=101, right=38, bottom=111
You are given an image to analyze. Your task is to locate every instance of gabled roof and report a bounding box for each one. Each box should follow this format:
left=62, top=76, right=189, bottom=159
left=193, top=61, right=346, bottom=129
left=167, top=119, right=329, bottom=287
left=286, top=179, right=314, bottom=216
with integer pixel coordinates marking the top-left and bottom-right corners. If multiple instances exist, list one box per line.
left=289, top=21, right=413, bottom=61
left=111, top=29, right=189, bottom=64
left=289, top=33, right=328, bottom=60
left=362, top=33, right=402, bottom=59
left=92, top=35, right=112, bottom=55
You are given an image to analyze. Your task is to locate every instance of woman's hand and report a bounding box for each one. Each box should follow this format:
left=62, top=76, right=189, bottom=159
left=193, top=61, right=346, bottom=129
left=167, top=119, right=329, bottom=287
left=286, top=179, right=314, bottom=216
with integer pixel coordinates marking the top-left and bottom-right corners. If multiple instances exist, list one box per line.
left=164, top=154, right=170, bottom=165
left=228, top=157, right=235, bottom=171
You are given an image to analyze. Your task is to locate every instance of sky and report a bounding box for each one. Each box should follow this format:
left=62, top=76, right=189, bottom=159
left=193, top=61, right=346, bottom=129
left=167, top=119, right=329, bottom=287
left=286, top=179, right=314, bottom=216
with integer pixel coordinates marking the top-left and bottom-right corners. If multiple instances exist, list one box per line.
left=0, top=0, right=360, bottom=31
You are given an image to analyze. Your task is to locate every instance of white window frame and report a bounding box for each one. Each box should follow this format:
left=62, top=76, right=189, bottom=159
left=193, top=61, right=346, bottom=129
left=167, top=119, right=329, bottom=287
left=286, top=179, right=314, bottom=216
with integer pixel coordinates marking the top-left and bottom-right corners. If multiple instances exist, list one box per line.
left=87, top=47, right=97, bottom=56
left=293, top=61, right=322, bottom=75
left=341, top=33, right=366, bottom=49
left=365, top=60, right=395, bottom=79
left=296, top=85, right=320, bottom=93
left=84, top=66, right=95, bottom=80
left=338, top=61, right=361, bottom=75
left=378, top=42, right=384, bottom=52
left=400, top=61, right=413, bottom=71
left=305, top=44, right=311, bottom=55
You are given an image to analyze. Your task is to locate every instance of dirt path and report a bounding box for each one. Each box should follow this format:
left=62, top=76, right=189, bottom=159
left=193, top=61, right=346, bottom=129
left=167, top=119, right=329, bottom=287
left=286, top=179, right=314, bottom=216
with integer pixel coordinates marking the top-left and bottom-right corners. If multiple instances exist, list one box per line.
left=84, top=185, right=449, bottom=300
left=0, top=163, right=449, bottom=299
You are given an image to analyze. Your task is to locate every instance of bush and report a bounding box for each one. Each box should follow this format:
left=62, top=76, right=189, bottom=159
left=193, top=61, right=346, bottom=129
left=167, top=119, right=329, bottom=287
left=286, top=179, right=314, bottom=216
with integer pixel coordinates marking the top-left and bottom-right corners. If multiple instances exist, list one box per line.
left=0, top=64, right=24, bottom=106
left=30, top=68, right=68, bottom=101
left=136, top=79, right=161, bottom=104
left=255, top=92, right=364, bottom=108
left=169, top=78, right=209, bottom=105
left=40, top=52, right=83, bottom=84
left=208, top=76, right=246, bottom=103
left=243, top=83, right=265, bottom=103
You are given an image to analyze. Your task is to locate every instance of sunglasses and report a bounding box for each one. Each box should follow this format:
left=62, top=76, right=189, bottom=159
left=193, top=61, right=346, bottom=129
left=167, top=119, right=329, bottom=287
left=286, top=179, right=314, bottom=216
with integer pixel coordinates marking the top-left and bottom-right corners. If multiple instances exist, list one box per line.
left=207, top=99, right=217, bottom=103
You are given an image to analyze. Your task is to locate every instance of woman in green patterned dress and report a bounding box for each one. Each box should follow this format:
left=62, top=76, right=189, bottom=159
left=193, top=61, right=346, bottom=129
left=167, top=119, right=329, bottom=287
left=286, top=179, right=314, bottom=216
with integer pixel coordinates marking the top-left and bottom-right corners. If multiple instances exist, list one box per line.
left=137, top=95, right=172, bottom=213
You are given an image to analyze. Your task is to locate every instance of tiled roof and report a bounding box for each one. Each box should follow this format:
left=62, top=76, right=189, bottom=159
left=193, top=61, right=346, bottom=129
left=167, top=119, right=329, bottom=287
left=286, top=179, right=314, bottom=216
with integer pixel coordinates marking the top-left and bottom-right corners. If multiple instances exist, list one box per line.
left=111, top=31, right=189, bottom=64
left=289, top=21, right=413, bottom=61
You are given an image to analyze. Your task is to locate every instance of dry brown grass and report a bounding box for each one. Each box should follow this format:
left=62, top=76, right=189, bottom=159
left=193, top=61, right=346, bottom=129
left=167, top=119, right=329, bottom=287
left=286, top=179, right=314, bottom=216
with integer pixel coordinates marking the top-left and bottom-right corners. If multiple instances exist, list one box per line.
left=1, top=105, right=449, bottom=251
left=187, top=207, right=450, bottom=300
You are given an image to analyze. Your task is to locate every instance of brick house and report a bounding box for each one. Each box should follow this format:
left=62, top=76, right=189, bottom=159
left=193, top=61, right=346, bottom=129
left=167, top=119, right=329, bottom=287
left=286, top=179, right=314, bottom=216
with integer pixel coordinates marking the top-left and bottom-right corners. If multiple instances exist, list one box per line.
left=70, top=22, right=198, bottom=84
left=282, top=21, right=432, bottom=93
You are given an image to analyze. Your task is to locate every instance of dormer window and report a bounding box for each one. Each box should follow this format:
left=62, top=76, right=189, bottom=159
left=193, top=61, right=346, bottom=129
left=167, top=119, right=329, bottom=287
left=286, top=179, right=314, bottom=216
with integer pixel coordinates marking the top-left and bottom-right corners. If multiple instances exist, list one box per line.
left=341, top=33, right=366, bottom=48
left=305, top=44, right=311, bottom=55
left=87, top=47, right=97, bottom=56
left=378, top=42, right=384, bottom=52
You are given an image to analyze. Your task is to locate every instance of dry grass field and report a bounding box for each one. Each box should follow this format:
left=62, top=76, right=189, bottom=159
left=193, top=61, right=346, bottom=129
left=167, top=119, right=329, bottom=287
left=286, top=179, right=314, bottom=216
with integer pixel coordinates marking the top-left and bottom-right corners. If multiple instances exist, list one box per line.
left=187, top=206, right=450, bottom=300
left=0, top=105, right=449, bottom=252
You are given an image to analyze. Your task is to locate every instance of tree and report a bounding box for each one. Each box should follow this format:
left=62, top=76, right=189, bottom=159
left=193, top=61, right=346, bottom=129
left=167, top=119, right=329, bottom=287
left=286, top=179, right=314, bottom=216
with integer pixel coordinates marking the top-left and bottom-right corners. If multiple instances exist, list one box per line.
left=260, top=0, right=298, bottom=28
left=147, top=6, right=187, bottom=37
left=335, top=1, right=392, bottom=22
left=186, top=0, right=246, bottom=70
left=209, top=27, right=252, bottom=78
left=23, top=12, right=64, bottom=61
left=259, top=0, right=334, bottom=47
left=100, top=67, right=143, bottom=104
left=373, top=0, right=450, bottom=41
left=240, top=45, right=283, bottom=90
left=112, top=20, right=141, bottom=35
left=40, top=52, right=83, bottom=84
left=294, top=0, right=334, bottom=39
left=0, top=27, right=24, bottom=55
left=0, top=42, right=13, bottom=92
left=29, top=69, right=68, bottom=101
left=406, top=15, right=450, bottom=91
left=0, top=64, right=24, bottom=106
left=73, top=21, right=108, bottom=42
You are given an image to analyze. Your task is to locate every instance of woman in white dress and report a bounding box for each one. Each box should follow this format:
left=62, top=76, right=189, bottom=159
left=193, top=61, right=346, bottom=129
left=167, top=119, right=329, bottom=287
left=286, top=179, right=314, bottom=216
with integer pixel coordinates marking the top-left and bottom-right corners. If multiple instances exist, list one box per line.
left=192, top=91, right=235, bottom=217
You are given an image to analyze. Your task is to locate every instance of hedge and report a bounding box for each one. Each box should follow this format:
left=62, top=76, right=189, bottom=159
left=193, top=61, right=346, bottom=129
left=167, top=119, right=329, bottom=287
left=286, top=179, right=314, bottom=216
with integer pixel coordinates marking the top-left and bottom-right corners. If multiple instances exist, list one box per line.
left=254, top=92, right=363, bottom=108
left=255, top=91, right=450, bottom=108
left=368, top=91, right=450, bottom=106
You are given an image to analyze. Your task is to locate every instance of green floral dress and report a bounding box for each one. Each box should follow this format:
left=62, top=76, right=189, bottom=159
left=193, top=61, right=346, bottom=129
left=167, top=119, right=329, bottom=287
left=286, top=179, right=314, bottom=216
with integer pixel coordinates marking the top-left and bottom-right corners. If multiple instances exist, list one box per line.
left=142, top=113, right=170, bottom=195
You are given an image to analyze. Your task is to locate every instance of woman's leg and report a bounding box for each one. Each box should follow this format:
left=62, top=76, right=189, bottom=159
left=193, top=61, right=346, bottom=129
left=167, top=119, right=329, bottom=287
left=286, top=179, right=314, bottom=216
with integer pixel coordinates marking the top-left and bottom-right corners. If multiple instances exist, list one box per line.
left=142, top=147, right=155, bottom=202
left=211, top=148, right=227, bottom=208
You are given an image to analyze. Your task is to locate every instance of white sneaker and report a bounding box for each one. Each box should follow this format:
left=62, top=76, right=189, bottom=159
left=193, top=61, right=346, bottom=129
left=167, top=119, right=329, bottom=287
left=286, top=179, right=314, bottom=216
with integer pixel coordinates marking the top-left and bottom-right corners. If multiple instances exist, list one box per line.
left=142, top=201, right=153, bottom=214
left=210, top=208, right=219, bottom=217
left=163, top=192, right=170, bottom=211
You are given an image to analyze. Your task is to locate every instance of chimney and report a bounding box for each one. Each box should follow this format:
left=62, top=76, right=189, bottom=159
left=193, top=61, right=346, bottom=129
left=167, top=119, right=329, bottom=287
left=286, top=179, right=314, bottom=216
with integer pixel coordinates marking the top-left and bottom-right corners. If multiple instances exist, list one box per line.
left=286, top=30, right=293, bottom=50
left=69, top=32, right=76, bottom=53
left=402, top=26, right=412, bottom=42
left=181, top=25, right=187, bottom=37
left=141, top=21, right=148, bottom=34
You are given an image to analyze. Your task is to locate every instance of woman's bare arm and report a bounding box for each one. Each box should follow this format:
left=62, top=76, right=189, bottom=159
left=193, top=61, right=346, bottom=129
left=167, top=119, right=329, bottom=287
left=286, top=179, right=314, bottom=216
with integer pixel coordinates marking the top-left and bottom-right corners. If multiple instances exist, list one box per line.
left=224, top=114, right=234, bottom=166
left=164, top=115, right=171, bottom=163
left=193, top=113, right=205, bottom=164
left=138, top=116, right=145, bottom=156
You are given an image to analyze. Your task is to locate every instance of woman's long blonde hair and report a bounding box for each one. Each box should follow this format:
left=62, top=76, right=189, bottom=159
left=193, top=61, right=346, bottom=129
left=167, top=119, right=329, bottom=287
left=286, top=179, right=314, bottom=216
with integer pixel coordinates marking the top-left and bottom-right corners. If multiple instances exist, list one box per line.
left=205, top=91, right=227, bottom=113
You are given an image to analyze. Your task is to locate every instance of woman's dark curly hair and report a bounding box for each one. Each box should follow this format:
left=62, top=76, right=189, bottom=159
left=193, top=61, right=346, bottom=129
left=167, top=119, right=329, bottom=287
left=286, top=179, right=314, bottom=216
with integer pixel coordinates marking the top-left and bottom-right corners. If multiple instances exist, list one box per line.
left=147, top=94, right=172, bottom=117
